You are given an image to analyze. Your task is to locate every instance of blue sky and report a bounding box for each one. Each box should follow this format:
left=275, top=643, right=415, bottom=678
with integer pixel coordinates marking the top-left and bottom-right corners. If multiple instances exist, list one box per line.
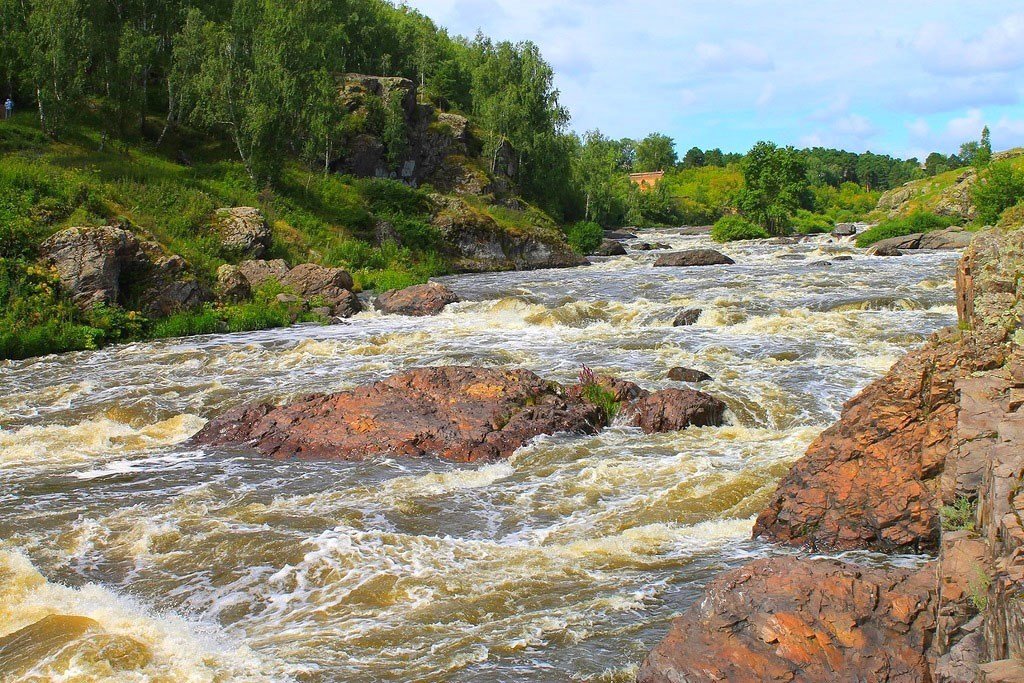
left=402, top=0, right=1024, bottom=159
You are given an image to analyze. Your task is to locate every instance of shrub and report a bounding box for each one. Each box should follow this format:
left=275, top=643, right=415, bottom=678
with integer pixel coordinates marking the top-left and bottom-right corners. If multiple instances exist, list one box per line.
left=855, top=211, right=959, bottom=247
left=940, top=496, right=976, bottom=532
left=566, top=221, right=604, bottom=255
left=973, top=162, right=1024, bottom=226
left=148, top=306, right=224, bottom=339
left=711, top=215, right=769, bottom=242
left=791, top=210, right=833, bottom=235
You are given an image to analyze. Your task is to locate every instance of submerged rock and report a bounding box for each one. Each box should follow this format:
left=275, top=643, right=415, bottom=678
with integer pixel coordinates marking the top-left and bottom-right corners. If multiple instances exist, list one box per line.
left=667, top=367, right=712, bottom=383
left=672, top=308, right=702, bottom=327
left=192, top=366, right=606, bottom=462
left=603, top=230, right=638, bottom=240
left=627, top=389, right=726, bottom=433
left=375, top=282, right=460, bottom=316
left=637, top=557, right=936, bottom=683
left=654, top=249, right=735, bottom=267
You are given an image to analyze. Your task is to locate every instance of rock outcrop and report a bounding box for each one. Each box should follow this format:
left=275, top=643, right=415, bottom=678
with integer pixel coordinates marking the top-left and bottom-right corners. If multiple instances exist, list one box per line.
left=375, top=282, right=460, bottom=316
left=637, top=557, right=937, bottom=683
left=40, top=226, right=208, bottom=316
left=637, top=222, right=1024, bottom=682
left=192, top=366, right=607, bottom=462
left=194, top=368, right=732, bottom=462
left=214, top=207, right=271, bottom=258
left=431, top=195, right=585, bottom=272
left=870, top=227, right=975, bottom=256
left=654, top=249, right=735, bottom=267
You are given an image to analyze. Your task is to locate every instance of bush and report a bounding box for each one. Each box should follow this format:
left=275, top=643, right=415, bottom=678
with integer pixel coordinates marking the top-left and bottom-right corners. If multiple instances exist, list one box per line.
left=973, top=162, right=1024, bottom=226
left=791, top=210, right=833, bottom=235
left=855, top=211, right=959, bottom=247
left=148, top=306, right=224, bottom=339
left=565, top=221, right=604, bottom=255
left=711, top=215, right=769, bottom=242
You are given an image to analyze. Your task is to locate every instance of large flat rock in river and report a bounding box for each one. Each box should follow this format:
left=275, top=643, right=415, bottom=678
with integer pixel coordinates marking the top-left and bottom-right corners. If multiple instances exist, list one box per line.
left=191, top=367, right=606, bottom=462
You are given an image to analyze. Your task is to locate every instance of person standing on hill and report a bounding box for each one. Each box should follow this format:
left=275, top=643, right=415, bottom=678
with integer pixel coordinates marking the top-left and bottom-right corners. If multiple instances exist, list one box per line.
left=3, top=98, right=12, bottom=119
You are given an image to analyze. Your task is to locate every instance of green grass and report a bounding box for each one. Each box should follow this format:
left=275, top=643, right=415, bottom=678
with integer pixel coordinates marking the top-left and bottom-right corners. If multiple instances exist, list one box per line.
left=582, top=383, right=621, bottom=423
left=856, top=211, right=960, bottom=247
left=711, top=215, right=769, bottom=242
left=0, top=113, right=463, bottom=359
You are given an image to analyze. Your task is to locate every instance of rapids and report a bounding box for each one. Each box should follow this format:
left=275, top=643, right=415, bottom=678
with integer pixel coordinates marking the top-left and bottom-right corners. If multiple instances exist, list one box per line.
left=0, top=230, right=960, bottom=682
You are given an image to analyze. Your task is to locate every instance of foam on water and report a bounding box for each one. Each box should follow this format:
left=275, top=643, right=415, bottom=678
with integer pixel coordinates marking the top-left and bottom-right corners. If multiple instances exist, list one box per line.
left=0, top=231, right=963, bottom=681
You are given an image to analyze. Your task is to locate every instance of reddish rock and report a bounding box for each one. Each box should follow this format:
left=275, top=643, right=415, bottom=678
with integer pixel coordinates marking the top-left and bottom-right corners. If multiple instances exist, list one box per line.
left=375, top=282, right=460, bottom=316
left=628, top=388, right=726, bottom=433
left=754, top=327, right=1007, bottom=552
left=192, top=366, right=606, bottom=462
left=654, top=249, right=734, bottom=267
left=637, top=557, right=937, bottom=683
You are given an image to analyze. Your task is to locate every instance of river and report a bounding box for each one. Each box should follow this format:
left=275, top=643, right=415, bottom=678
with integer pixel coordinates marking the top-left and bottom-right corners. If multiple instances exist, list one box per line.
left=0, top=230, right=959, bottom=682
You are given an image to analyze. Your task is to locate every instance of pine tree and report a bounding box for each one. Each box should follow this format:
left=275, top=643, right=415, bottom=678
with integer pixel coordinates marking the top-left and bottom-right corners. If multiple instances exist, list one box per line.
left=977, top=126, right=993, bottom=168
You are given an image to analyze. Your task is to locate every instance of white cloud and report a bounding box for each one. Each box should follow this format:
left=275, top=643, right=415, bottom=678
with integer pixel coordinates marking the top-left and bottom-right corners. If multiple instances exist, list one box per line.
left=915, top=14, right=1024, bottom=75
left=694, top=41, right=774, bottom=73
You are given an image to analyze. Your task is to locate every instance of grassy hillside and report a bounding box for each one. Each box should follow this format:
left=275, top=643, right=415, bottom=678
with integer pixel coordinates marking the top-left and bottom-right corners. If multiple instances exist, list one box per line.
left=0, top=112, right=569, bottom=360
left=873, top=149, right=1024, bottom=221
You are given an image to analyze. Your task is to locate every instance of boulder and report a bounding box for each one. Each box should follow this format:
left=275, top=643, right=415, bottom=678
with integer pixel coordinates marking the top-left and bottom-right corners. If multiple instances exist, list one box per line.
left=191, top=366, right=607, bottom=462
left=135, top=245, right=208, bottom=317
left=672, top=308, right=702, bottom=327
left=832, top=255, right=854, bottom=261
left=870, top=233, right=924, bottom=256
left=654, top=249, right=735, bottom=267
left=280, top=263, right=359, bottom=317
left=216, top=264, right=252, bottom=303
left=636, top=242, right=671, bottom=251
left=832, top=223, right=859, bottom=237
left=637, top=557, right=936, bottom=683
left=595, top=239, right=627, bottom=256
left=237, top=259, right=290, bottom=288
left=214, top=207, right=271, bottom=258
left=39, top=226, right=207, bottom=315
left=375, top=282, right=460, bottom=316
left=627, top=388, right=727, bottom=433
left=39, top=226, right=140, bottom=308
left=668, top=367, right=712, bottom=383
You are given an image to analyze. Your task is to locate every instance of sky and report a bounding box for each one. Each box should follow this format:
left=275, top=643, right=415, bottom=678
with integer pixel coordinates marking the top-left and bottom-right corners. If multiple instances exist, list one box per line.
left=402, top=0, right=1024, bottom=159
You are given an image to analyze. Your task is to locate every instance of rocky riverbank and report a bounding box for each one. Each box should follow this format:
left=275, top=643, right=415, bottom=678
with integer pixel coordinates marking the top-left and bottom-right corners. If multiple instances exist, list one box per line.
left=637, top=224, right=1024, bottom=681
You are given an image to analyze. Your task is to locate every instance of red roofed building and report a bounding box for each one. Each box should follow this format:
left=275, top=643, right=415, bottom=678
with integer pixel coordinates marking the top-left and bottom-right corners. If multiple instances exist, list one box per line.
left=629, top=171, right=665, bottom=191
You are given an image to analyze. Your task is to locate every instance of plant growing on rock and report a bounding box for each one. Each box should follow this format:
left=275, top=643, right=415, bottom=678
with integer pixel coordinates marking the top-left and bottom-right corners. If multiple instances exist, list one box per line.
left=578, top=364, right=620, bottom=422
left=940, top=496, right=977, bottom=532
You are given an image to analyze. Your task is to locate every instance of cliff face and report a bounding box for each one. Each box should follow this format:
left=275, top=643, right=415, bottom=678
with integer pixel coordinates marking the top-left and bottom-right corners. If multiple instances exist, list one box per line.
left=639, top=224, right=1024, bottom=682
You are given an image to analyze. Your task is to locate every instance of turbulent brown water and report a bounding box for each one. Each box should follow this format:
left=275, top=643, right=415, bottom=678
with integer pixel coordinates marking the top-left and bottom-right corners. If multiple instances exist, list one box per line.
left=0, top=231, right=959, bottom=682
